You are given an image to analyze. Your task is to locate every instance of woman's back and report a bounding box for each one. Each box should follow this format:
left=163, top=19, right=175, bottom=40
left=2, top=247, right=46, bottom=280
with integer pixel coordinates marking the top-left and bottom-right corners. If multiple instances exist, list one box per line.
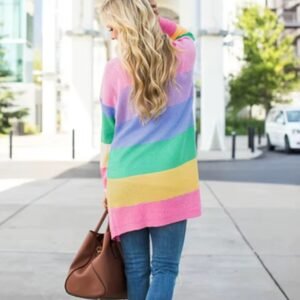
left=100, top=16, right=202, bottom=241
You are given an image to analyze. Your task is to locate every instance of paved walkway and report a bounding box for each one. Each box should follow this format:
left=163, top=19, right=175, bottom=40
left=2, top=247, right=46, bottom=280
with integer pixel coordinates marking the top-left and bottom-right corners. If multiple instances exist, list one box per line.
left=0, top=161, right=299, bottom=299
left=0, top=133, right=264, bottom=162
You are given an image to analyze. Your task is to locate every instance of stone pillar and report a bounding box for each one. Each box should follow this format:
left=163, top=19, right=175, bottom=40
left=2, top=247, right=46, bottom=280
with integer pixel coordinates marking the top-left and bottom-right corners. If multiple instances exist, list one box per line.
left=200, top=0, right=226, bottom=150
left=42, top=0, right=57, bottom=135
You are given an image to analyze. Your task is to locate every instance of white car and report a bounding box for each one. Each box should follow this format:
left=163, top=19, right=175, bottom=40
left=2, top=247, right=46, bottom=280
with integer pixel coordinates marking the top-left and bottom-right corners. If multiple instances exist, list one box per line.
left=265, top=106, right=300, bottom=152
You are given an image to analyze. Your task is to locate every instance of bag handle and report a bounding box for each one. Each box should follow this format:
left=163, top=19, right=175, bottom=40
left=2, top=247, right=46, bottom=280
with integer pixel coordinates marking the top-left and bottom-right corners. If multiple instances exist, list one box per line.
left=94, top=206, right=108, bottom=233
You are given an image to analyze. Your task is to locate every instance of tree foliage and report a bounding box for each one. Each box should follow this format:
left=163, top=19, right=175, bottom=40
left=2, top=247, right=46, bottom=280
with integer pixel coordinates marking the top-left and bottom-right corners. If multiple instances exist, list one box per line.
left=0, top=39, right=28, bottom=134
left=229, top=5, right=299, bottom=118
left=0, top=87, right=28, bottom=134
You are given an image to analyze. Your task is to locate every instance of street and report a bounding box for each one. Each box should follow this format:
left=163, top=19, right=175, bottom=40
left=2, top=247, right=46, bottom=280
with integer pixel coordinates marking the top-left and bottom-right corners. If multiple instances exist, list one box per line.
left=199, top=148, right=300, bottom=185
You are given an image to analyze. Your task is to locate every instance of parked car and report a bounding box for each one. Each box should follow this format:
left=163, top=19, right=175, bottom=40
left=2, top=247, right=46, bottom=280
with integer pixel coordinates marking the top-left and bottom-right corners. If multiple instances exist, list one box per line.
left=265, top=106, right=300, bottom=153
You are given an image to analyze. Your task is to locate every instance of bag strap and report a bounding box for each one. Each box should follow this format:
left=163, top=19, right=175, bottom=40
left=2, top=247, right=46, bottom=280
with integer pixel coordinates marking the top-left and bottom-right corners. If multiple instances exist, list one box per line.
left=94, top=208, right=108, bottom=232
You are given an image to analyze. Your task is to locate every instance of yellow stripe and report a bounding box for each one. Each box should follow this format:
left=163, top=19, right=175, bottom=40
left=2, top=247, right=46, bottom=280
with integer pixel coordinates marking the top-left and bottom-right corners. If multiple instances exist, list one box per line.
left=170, top=26, right=189, bottom=40
left=106, top=158, right=200, bottom=208
left=100, top=142, right=111, bottom=168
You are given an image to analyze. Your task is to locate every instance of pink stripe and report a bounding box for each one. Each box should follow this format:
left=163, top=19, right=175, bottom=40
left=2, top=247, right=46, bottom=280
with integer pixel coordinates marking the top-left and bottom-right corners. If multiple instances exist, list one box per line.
left=109, top=57, right=194, bottom=92
left=102, top=46, right=195, bottom=96
left=108, top=189, right=202, bottom=241
left=173, top=38, right=196, bottom=72
left=100, top=167, right=107, bottom=189
left=101, top=61, right=118, bottom=107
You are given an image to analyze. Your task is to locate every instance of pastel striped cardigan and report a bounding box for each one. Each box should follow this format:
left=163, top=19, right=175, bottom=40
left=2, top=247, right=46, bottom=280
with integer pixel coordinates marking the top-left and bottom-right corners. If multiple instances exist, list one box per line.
left=99, top=16, right=202, bottom=241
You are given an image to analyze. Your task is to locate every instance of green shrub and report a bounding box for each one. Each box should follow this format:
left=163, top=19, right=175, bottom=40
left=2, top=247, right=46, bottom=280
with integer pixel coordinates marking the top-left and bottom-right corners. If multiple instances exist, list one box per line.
left=24, top=122, right=40, bottom=135
left=226, top=117, right=265, bottom=135
left=195, top=115, right=265, bottom=136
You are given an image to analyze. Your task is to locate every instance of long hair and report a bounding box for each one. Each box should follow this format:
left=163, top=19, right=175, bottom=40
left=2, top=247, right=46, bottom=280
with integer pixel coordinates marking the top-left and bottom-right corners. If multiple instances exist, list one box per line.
left=99, top=0, right=182, bottom=125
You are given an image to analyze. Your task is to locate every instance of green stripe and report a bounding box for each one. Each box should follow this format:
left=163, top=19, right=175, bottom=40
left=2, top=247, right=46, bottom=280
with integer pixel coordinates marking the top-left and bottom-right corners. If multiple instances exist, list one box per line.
left=176, top=32, right=195, bottom=41
left=107, top=125, right=197, bottom=179
left=101, top=112, right=115, bottom=144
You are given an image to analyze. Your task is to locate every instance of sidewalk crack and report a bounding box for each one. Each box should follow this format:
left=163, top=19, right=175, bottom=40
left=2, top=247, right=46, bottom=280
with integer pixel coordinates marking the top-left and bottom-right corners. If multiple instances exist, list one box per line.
left=204, top=181, right=290, bottom=300
left=0, top=179, right=70, bottom=228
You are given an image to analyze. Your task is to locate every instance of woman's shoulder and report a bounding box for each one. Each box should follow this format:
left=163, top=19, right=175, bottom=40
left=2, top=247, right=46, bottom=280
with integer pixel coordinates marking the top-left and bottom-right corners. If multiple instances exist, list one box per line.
left=103, top=57, right=132, bottom=94
left=104, top=57, right=122, bottom=74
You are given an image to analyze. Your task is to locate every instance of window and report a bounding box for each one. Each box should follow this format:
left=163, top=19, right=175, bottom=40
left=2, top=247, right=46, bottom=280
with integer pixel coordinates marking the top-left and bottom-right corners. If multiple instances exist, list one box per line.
left=283, top=11, right=297, bottom=24
left=0, top=43, right=23, bottom=82
left=286, top=110, right=300, bottom=122
left=0, top=0, right=22, bottom=39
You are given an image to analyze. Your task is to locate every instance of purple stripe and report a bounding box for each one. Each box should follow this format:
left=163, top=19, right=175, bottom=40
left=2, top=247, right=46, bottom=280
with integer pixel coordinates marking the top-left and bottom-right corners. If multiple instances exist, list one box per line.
left=112, top=94, right=194, bottom=149
left=101, top=101, right=115, bottom=118
left=115, top=70, right=194, bottom=124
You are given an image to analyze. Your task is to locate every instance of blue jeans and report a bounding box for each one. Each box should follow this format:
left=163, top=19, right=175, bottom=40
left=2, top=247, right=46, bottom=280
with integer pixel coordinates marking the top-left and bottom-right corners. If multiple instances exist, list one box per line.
left=119, top=220, right=187, bottom=300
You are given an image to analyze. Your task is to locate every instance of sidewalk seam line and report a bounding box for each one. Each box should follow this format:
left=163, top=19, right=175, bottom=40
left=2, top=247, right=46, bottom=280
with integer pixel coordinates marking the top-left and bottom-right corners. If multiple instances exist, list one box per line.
left=204, top=181, right=290, bottom=300
left=0, top=179, right=70, bottom=228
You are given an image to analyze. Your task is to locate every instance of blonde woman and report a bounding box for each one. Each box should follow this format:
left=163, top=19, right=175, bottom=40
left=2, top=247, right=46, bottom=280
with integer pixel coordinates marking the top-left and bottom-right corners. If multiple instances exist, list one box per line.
left=98, top=0, right=202, bottom=299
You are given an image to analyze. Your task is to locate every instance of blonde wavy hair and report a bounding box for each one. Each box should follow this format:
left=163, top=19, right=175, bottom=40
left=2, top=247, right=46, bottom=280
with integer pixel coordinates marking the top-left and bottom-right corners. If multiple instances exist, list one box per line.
left=99, top=0, right=183, bottom=125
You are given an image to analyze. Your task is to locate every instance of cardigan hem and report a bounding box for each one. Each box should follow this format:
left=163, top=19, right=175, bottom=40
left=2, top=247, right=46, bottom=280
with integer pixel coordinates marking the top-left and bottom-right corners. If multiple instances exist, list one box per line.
left=110, top=208, right=202, bottom=242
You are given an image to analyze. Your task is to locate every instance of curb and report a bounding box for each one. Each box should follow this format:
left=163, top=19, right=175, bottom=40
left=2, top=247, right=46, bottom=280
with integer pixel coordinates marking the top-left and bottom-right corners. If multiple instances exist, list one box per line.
left=197, top=147, right=265, bottom=163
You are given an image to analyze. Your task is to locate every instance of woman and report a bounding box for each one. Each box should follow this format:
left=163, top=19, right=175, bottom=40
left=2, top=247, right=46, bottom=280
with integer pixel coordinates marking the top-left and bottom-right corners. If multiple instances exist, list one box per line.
left=98, top=0, right=202, bottom=299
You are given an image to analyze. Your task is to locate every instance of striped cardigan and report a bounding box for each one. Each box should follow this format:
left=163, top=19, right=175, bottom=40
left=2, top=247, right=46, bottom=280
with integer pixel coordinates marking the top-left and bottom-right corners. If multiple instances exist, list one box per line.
left=99, top=16, right=202, bottom=241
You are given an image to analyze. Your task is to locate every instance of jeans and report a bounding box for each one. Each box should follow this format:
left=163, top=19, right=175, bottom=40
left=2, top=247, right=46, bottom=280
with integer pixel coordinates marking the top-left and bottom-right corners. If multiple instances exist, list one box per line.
left=119, top=219, right=187, bottom=300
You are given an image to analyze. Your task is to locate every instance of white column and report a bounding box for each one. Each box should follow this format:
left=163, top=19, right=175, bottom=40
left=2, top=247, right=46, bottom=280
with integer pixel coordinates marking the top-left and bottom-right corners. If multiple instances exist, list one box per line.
left=200, top=0, right=226, bottom=150
left=42, top=0, right=57, bottom=135
left=179, top=0, right=198, bottom=32
left=58, top=0, right=94, bottom=150
left=179, top=0, right=201, bottom=139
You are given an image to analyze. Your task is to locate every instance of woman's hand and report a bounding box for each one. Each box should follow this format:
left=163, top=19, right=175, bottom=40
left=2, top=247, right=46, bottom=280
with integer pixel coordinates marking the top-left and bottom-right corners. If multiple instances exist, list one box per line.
left=148, top=0, right=159, bottom=16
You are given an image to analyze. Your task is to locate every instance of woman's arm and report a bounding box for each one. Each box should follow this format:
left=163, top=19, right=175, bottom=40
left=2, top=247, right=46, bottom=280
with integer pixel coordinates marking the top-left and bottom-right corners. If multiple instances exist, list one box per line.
left=158, top=15, right=196, bottom=69
left=99, top=61, right=116, bottom=201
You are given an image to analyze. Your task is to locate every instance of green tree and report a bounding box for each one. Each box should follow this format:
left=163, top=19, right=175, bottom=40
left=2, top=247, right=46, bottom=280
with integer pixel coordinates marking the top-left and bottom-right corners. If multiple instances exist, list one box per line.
left=0, top=38, right=29, bottom=134
left=229, top=5, right=299, bottom=118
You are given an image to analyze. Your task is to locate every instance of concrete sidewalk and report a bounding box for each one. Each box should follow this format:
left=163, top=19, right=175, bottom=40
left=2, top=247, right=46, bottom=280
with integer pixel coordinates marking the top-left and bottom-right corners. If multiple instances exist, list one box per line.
left=0, top=133, right=264, bottom=162
left=0, top=164, right=299, bottom=299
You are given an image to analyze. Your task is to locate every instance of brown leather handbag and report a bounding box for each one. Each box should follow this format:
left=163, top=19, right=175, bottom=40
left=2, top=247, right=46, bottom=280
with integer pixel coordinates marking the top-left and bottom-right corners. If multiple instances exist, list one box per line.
left=64, top=208, right=128, bottom=299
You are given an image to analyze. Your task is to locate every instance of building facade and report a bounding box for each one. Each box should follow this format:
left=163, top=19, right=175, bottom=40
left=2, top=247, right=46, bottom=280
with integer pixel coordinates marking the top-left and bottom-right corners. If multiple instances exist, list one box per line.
left=0, top=0, right=34, bottom=82
left=0, top=0, right=43, bottom=133
left=268, top=0, right=300, bottom=56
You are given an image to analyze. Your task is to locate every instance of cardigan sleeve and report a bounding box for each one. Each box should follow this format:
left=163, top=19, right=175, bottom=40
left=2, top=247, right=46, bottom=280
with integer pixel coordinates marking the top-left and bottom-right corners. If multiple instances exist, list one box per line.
left=158, top=16, right=196, bottom=67
left=158, top=16, right=196, bottom=41
left=99, top=61, right=116, bottom=196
